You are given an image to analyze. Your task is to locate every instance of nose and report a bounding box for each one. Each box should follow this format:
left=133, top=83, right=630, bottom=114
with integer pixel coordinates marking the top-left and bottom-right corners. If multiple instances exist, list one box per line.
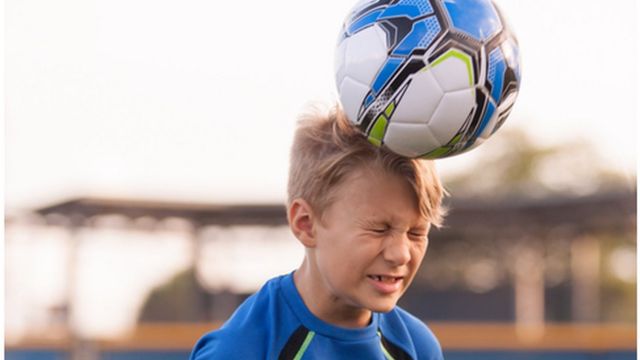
left=383, top=233, right=411, bottom=266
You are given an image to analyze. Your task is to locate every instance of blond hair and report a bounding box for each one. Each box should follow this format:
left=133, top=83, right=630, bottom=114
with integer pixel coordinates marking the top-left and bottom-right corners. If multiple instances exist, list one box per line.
left=287, top=105, right=446, bottom=227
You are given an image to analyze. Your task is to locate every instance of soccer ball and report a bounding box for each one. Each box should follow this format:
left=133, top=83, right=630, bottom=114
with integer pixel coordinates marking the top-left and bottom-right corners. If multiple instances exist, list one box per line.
left=334, top=0, right=521, bottom=159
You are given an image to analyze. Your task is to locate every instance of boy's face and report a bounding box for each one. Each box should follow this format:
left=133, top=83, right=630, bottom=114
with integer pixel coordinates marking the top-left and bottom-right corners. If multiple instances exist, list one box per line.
left=311, top=166, right=430, bottom=314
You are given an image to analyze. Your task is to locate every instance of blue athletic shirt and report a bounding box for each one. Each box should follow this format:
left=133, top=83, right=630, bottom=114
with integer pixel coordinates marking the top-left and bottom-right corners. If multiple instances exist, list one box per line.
left=190, top=272, right=443, bottom=360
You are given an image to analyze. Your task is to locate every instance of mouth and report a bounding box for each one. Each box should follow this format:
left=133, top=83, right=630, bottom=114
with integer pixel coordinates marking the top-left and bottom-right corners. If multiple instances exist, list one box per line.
left=367, top=275, right=404, bottom=283
left=366, top=274, right=404, bottom=294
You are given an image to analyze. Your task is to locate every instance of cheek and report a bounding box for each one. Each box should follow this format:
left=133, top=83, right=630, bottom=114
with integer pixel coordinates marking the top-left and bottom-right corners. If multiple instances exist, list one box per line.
left=409, top=243, right=428, bottom=267
left=319, top=243, right=375, bottom=286
left=315, top=234, right=358, bottom=275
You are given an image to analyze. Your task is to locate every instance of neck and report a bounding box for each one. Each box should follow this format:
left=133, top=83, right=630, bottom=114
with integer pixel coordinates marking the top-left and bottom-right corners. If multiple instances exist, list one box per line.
left=293, top=259, right=372, bottom=328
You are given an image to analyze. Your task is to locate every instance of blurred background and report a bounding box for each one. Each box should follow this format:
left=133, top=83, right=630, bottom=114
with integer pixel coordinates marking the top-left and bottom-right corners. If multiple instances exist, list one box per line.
left=4, top=0, right=637, bottom=359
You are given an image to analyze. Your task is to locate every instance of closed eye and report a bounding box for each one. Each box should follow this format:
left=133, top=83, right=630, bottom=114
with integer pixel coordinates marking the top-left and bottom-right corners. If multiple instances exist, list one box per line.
left=408, top=230, right=428, bottom=240
left=409, top=224, right=430, bottom=239
left=369, top=224, right=391, bottom=234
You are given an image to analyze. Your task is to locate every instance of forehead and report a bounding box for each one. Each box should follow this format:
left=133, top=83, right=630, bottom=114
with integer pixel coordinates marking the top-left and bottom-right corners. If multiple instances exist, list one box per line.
left=326, top=166, right=422, bottom=222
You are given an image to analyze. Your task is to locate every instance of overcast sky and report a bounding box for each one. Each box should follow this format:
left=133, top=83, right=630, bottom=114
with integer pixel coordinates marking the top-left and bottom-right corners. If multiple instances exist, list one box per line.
left=5, top=0, right=638, bottom=211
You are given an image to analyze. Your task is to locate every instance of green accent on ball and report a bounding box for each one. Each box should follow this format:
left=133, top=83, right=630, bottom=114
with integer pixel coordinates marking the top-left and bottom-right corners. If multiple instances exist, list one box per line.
left=368, top=115, right=388, bottom=147
left=449, top=133, right=463, bottom=145
left=384, top=102, right=395, bottom=118
left=430, top=49, right=474, bottom=86
left=422, top=146, right=451, bottom=159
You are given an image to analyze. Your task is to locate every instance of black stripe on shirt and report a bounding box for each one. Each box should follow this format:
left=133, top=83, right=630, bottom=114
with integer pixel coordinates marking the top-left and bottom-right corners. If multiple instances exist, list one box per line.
left=278, top=325, right=310, bottom=360
left=380, top=331, right=414, bottom=360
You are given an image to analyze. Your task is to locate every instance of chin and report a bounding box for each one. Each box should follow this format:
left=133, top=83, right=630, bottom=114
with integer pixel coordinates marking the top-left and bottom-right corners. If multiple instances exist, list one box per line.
left=366, top=298, right=398, bottom=313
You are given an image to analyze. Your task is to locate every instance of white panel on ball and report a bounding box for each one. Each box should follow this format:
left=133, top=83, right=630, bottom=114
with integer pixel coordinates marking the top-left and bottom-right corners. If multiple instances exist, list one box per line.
left=351, top=0, right=377, bottom=13
left=339, top=76, right=371, bottom=124
left=428, top=89, right=475, bottom=144
left=334, top=39, right=348, bottom=88
left=430, top=54, right=473, bottom=92
left=392, top=70, right=443, bottom=124
left=497, top=91, right=517, bottom=114
left=343, top=25, right=389, bottom=86
left=384, top=122, right=441, bottom=157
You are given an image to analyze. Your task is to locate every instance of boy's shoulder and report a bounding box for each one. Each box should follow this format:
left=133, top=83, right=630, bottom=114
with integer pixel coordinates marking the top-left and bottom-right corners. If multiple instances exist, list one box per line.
left=190, top=273, right=443, bottom=360
left=380, top=306, right=443, bottom=360
left=189, top=274, right=298, bottom=360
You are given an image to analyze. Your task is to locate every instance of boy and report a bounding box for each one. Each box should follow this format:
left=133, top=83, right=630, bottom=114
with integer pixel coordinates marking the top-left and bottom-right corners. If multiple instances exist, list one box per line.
left=190, top=107, right=446, bottom=359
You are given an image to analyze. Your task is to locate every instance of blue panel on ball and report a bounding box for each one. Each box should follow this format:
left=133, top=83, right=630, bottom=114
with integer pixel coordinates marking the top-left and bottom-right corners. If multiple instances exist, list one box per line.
left=396, top=0, right=434, bottom=15
left=348, top=8, right=385, bottom=35
left=371, top=57, right=404, bottom=95
left=364, top=93, right=375, bottom=108
left=392, top=21, right=428, bottom=56
left=380, top=0, right=434, bottom=19
left=380, top=5, right=423, bottom=19
left=392, top=16, right=439, bottom=56
left=487, top=47, right=506, bottom=103
left=417, top=16, right=441, bottom=48
left=443, top=0, right=501, bottom=42
left=475, top=100, right=496, bottom=138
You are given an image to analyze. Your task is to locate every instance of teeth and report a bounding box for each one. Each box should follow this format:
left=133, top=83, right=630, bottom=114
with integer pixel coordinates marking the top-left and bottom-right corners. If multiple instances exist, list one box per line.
left=371, top=275, right=399, bottom=283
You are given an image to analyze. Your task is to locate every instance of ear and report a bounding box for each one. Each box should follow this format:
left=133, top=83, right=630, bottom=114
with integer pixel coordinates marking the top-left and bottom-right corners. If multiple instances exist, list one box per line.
left=288, top=198, right=317, bottom=248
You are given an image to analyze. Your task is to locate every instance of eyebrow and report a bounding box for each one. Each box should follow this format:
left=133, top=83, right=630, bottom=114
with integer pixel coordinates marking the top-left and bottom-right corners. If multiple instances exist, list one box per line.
left=358, top=217, right=428, bottom=230
left=357, top=218, right=387, bottom=228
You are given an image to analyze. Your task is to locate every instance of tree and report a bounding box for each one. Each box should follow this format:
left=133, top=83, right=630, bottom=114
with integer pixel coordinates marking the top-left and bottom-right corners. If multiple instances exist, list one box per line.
left=443, top=128, right=634, bottom=200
